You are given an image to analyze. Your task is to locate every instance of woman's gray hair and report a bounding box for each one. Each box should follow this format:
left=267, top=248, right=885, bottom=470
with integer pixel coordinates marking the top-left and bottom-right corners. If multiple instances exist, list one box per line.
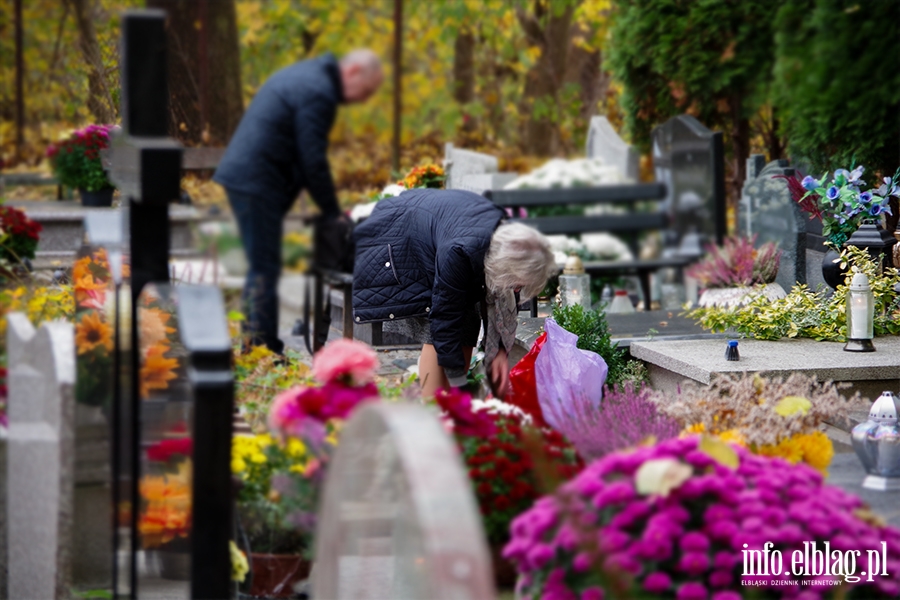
left=484, top=222, right=558, bottom=299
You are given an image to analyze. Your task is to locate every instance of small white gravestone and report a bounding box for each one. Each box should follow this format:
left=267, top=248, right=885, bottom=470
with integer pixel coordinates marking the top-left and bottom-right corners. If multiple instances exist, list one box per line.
left=6, top=313, right=75, bottom=600
left=313, top=403, right=496, bottom=600
left=586, top=116, right=639, bottom=182
left=443, top=143, right=499, bottom=190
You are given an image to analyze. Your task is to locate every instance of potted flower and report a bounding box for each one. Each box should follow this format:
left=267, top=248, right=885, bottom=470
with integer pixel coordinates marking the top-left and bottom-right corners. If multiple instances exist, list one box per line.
left=0, top=204, right=42, bottom=275
left=446, top=394, right=582, bottom=589
left=46, top=124, right=116, bottom=206
left=686, top=234, right=784, bottom=308
left=785, top=166, right=900, bottom=288
left=505, top=435, right=900, bottom=599
left=232, top=433, right=315, bottom=598
left=236, top=339, right=380, bottom=598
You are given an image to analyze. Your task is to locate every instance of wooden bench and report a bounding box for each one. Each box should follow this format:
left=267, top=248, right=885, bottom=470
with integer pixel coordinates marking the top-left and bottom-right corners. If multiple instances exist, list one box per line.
left=484, top=183, right=693, bottom=312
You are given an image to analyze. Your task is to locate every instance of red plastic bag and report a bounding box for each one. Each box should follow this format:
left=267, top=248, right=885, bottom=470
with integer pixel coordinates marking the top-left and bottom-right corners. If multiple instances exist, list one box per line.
left=504, top=331, right=549, bottom=427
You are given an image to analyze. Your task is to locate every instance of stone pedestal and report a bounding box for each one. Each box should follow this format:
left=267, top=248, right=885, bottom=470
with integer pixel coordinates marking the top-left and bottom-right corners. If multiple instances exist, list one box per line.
left=630, top=337, right=900, bottom=413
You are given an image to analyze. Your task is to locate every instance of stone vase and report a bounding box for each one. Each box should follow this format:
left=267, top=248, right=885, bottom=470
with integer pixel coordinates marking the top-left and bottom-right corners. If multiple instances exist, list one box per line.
left=247, top=553, right=311, bottom=598
left=78, top=187, right=114, bottom=207
left=821, top=247, right=847, bottom=290
left=697, top=282, right=786, bottom=308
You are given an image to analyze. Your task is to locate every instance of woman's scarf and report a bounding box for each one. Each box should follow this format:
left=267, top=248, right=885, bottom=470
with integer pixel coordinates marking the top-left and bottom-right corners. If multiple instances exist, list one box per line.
left=484, top=288, right=518, bottom=368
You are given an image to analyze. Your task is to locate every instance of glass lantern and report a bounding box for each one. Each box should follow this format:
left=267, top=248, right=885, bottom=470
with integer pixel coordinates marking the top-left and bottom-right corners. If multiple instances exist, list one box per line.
left=558, top=255, right=592, bottom=310
left=845, top=271, right=875, bottom=352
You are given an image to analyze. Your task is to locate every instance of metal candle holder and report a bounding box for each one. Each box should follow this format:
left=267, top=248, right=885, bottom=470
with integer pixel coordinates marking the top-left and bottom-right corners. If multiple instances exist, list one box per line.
left=851, top=391, right=900, bottom=491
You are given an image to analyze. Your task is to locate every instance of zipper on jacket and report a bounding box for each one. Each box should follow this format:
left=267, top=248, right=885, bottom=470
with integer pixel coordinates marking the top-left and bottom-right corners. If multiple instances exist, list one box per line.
left=387, top=243, right=401, bottom=285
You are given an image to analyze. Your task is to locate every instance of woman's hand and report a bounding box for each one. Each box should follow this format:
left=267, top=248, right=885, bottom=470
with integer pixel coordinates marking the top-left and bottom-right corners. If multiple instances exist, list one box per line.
left=490, top=348, right=510, bottom=398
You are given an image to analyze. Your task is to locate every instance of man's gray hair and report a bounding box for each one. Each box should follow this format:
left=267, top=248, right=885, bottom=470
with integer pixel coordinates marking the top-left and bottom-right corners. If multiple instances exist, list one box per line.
left=340, top=49, right=383, bottom=77
left=484, top=222, right=558, bottom=300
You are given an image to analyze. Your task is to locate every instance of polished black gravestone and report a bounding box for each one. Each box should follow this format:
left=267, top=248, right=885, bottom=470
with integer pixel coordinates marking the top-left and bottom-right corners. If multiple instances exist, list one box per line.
left=739, top=156, right=827, bottom=291
left=652, top=115, right=726, bottom=247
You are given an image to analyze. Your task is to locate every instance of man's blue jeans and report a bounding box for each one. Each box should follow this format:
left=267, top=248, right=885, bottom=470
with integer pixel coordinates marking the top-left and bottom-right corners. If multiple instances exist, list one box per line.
left=227, top=188, right=294, bottom=354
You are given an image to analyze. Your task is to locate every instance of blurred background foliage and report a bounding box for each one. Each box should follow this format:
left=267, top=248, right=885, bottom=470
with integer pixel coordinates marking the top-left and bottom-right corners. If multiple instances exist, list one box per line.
left=1, top=0, right=897, bottom=209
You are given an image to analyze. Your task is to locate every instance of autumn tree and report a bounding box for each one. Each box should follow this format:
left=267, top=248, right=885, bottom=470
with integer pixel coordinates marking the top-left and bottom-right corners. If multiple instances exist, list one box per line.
left=146, top=0, right=243, bottom=146
left=608, top=0, right=781, bottom=199
left=772, top=0, right=900, bottom=175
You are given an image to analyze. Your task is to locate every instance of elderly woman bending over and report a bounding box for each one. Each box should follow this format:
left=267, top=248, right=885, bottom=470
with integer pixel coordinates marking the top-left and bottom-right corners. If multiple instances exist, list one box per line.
left=351, top=189, right=556, bottom=398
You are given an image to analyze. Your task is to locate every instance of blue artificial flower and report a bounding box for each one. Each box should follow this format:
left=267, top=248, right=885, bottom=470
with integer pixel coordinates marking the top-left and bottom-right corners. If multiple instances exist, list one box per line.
left=859, top=191, right=873, bottom=204
left=869, top=203, right=883, bottom=217
left=801, top=175, right=819, bottom=191
left=835, top=169, right=850, bottom=182
left=826, top=186, right=840, bottom=200
left=848, top=165, right=865, bottom=183
left=883, top=204, right=893, bottom=216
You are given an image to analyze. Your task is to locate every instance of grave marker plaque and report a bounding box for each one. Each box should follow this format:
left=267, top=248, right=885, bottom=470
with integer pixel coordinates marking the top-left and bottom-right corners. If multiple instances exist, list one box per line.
left=586, top=116, right=639, bottom=181
left=313, top=403, right=495, bottom=600
left=652, top=115, right=726, bottom=246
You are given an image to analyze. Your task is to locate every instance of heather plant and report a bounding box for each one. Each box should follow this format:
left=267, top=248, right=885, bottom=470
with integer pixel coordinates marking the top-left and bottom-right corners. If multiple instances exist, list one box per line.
left=551, top=383, right=681, bottom=462
left=689, top=246, right=900, bottom=341
left=504, top=436, right=900, bottom=599
left=686, top=235, right=781, bottom=289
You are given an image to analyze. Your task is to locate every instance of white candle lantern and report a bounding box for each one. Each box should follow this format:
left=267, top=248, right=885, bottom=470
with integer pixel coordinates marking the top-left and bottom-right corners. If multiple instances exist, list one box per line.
left=844, top=271, right=875, bottom=352
left=558, top=255, right=592, bottom=310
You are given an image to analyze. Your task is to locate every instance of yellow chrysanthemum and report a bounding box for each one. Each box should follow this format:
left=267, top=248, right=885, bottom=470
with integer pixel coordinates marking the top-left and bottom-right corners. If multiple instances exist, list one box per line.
left=231, top=457, right=247, bottom=473
left=718, top=429, right=746, bottom=447
left=794, top=431, right=834, bottom=474
left=681, top=423, right=706, bottom=436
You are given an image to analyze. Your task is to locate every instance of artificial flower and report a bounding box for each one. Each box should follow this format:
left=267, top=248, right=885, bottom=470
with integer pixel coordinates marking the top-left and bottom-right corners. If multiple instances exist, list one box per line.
left=311, top=338, right=378, bottom=386
left=140, top=344, right=178, bottom=399
left=75, top=311, right=114, bottom=355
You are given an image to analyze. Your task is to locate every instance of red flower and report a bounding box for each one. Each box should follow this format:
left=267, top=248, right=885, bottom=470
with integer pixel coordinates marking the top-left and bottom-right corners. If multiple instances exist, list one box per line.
left=146, top=437, right=192, bottom=462
left=435, top=388, right=496, bottom=437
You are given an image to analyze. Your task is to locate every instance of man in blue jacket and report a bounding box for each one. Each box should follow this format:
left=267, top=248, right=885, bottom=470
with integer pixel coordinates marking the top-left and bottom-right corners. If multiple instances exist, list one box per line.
left=215, top=50, right=383, bottom=353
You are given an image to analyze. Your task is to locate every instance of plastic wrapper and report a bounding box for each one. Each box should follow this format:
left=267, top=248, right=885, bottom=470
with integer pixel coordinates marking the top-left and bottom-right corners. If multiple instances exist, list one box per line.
left=534, top=318, right=608, bottom=433
left=504, top=331, right=548, bottom=427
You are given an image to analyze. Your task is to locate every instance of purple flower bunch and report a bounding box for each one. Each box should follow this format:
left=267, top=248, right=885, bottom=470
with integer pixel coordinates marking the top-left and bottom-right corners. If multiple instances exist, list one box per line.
left=503, top=436, right=900, bottom=599
left=556, top=383, right=682, bottom=461
left=800, top=165, right=900, bottom=247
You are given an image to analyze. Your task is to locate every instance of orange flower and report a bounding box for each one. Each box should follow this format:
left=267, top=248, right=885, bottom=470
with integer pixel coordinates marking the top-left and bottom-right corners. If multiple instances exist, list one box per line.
left=140, top=344, right=179, bottom=399
left=75, top=311, right=114, bottom=355
left=138, top=460, right=191, bottom=548
left=139, top=307, right=176, bottom=352
left=75, top=274, right=108, bottom=309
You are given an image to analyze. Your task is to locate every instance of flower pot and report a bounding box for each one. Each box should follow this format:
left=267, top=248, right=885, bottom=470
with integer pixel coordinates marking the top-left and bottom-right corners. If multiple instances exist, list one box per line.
left=79, top=187, right=114, bottom=207
left=697, top=282, right=786, bottom=308
left=246, top=553, right=311, bottom=598
left=821, top=247, right=846, bottom=290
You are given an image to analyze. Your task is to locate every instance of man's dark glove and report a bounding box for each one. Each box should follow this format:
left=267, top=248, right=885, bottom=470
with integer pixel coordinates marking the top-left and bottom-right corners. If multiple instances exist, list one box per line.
left=312, top=214, right=355, bottom=272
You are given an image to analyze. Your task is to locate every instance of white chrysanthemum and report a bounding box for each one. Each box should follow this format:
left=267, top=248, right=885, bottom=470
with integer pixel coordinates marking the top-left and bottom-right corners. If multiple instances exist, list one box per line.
left=471, top=398, right=533, bottom=424
left=349, top=201, right=377, bottom=223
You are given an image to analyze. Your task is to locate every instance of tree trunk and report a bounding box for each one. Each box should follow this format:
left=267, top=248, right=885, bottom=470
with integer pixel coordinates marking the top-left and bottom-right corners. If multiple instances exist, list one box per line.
left=453, top=28, right=476, bottom=133
left=66, top=0, right=116, bottom=124
left=146, top=0, right=243, bottom=146
left=518, top=1, right=577, bottom=156
left=730, top=94, right=751, bottom=209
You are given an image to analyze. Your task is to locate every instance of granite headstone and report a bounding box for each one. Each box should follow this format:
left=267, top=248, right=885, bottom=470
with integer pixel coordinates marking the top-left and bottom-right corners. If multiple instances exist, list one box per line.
left=6, top=314, right=75, bottom=600
left=586, top=116, right=639, bottom=182
left=313, top=403, right=495, bottom=600
left=652, top=115, right=726, bottom=246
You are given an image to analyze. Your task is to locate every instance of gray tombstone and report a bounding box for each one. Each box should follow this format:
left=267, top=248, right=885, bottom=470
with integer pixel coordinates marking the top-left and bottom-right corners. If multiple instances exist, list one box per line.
left=443, top=143, right=499, bottom=190
left=313, top=403, right=496, bottom=600
left=652, top=115, right=726, bottom=246
left=586, top=116, right=639, bottom=182
left=6, top=314, right=76, bottom=600
left=739, top=155, right=827, bottom=291
left=453, top=173, right=518, bottom=195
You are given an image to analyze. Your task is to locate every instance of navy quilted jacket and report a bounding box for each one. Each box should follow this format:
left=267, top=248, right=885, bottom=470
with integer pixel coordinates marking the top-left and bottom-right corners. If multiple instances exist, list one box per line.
left=352, top=189, right=505, bottom=374
left=213, top=54, right=343, bottom=218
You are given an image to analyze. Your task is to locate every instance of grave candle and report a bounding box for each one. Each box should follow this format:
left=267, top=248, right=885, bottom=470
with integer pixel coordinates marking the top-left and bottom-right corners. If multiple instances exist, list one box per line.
left=844, top=272, right=875, bottom=352
left=558, top=255, right=592, bottom=310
